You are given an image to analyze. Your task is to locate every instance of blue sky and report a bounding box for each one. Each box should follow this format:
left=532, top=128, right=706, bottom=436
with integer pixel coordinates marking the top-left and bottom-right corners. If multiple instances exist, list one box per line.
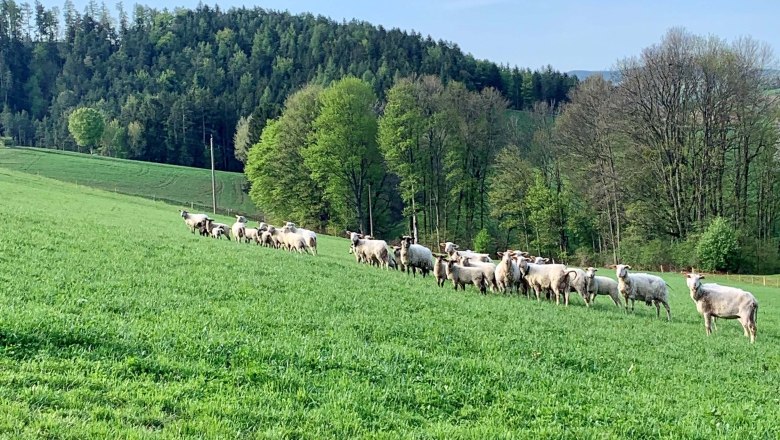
left=54, top=0, right=779, bottom=72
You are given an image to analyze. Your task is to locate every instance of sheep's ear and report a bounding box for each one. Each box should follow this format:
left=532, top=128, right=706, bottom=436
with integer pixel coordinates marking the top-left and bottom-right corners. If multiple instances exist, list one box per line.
left=497, top=252, right=504, bottom=257
left=626, top=265, right=632, bottom=270
left=699, top=275, right=705, bottom=279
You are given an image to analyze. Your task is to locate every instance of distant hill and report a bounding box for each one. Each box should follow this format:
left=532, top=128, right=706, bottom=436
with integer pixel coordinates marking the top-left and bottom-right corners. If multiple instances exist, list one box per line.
left=567, top=70, right=618, bottom=82
left=0, top=147, right=260, bottom=217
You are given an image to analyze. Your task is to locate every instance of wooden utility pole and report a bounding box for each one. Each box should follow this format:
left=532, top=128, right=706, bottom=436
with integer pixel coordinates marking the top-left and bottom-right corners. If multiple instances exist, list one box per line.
left=210, top=134, right=216, bottom=214
left=368, top=183, right=374, bottom=238
left=411, top=185, right=418, bottom=244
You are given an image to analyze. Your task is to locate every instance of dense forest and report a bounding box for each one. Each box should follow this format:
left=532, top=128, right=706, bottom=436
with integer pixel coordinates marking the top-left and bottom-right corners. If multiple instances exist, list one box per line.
left=1, top=2, right=779, bottom=273
left=248, top=29, right=780, bottom=274
left=0, top=0, right=576, bottom=171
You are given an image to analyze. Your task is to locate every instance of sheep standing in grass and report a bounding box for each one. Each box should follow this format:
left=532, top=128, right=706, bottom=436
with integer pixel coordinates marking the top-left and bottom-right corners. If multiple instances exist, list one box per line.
left=389, top=246, right=404, bottom=271
left=458, top=256, right=499, bottom=292
left=615, top=264, right=671, bottom=320
left=685, top=273, right=758, bottom=343
left=284, top=222, right=317, bottom=255
left=444, top=258, right=487, bottom=294
left=244, top=227, right=260, bottom=244
left=400, top=236, right=434, bottom=277
left=260, top=226, right=280, bottom=248
left=433, top=255, right=447, bottom=287
left=231, top=216, right=247, bottom=242
left=517, top=259, right=574, bottom=304
left=276, top=227, right=308, bottom=253
left=348, top=232, right=389, bottom=269
left=495, top=251, right=521, bottom=294
left=584, top=267, right=622, bottom=307
left=566, top=268, right=591, bottom=306
left=180, top=210, right=210, bottom=234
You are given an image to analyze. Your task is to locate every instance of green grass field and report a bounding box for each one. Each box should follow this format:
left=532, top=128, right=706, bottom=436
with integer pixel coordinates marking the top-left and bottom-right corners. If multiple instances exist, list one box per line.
left=0, top=147, right=259, bottom=217
left=1, top=169, right=779, bottom=438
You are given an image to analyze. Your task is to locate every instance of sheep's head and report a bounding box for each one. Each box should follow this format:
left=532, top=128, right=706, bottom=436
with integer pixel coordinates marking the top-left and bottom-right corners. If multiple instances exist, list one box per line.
left=258, top=222, right=268, bottom=231
left=349, top=232, right=361, bottom=245
left=460, top=256, right=472, bottom=266
left=615, top=264, right=631, bottom=280
left=445, top=258, right=456, bottom=274
left=400, top=236, right=413, bottom=250
left=685, top=273, right=704, bottom=292
left=499, top=251, right=515, bottom=265
left=440, top=242, right=457, bottom=254
left=516, top=257, right=529, bottom=276
left=180, top=210, right=188, bottom=218
left=584, top=267, right=597, bottom=287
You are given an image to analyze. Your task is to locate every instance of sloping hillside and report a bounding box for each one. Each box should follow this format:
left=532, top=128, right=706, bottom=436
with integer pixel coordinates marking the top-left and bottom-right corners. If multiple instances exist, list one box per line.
left=0, top=147, right=259, bottom=217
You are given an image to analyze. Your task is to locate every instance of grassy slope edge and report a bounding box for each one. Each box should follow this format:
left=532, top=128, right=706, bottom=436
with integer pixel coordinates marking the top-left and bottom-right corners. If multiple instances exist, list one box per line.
left=0, top=147, right=258, bottom=217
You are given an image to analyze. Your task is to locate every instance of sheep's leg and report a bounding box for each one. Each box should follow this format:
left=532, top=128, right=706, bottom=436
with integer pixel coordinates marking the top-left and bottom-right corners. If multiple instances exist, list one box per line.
left=747, top=318, right=757, bottom=343
left=654, top=300, right=661, bottom=318
left=704, top=313, right=713, bottom=336
left=662, top=301, right=671, bottom=321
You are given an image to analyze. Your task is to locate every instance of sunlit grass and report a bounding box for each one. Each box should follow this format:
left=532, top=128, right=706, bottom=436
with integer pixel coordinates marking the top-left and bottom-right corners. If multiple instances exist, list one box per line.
left=0, top=170, right=778, bottom=438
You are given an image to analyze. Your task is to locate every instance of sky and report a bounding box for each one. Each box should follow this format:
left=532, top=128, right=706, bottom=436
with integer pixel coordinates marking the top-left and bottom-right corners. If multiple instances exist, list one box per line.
left=53, top=0, right=780, bottom=72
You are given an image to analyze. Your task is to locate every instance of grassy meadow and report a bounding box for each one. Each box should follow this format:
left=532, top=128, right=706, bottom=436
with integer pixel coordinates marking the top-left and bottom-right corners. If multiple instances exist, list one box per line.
left=1, top=169, right=779, bottom=438
left=0, top=147, right=258, bottom=216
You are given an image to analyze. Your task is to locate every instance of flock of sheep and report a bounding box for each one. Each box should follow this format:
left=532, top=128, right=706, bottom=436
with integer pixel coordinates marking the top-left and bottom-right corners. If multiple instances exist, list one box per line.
left=180, top=210, right=317, bottom=254
left=180, top=211, right=760, bottom=343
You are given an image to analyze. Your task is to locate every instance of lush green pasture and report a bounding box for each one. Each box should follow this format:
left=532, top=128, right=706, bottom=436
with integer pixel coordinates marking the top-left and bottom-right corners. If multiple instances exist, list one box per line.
left=1, top=170, right=779, bottom=438
left=0, top=147, right=258, bottom=216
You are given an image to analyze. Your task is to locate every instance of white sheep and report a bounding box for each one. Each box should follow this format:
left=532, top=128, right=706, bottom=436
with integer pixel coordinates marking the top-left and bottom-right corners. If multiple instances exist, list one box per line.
left=284, top=222, right=317, bottom=255
left=439, top=242, right=492, bottom=263
left=459, top=256, right=499, bottom=292
left=180, top=210, right=210, bottom=234
left=615, top=265, right=671, bottom=320
left=444, top=258, right=487, bottom=294
left=566, top=268, right=591, bottom=306
left=433, top=255, right=447, bottom=287
left=400, top=236, right=434, bottom=277
left=231, top=215, right=246, bottom=243
left=244, top=227, right=260, bottom=244
left=685, top=273, right=758, bottom=343
left=261, top=226, right=282, bottom=248
left=348, top=232, right=389, bottom=269
left=199, top=219, right=228, bottom=240
left=495, top=251, right=518, bottom=293
left=584, top=267, right=622, bottom=307
left=518, top=259, right=574, bottom=305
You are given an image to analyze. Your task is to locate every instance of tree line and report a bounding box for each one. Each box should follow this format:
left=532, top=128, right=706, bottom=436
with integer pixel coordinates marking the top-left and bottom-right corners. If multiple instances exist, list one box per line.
left=248, top=29, right=780, bottom=274
left=0, top=0, right=577, bottom=171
